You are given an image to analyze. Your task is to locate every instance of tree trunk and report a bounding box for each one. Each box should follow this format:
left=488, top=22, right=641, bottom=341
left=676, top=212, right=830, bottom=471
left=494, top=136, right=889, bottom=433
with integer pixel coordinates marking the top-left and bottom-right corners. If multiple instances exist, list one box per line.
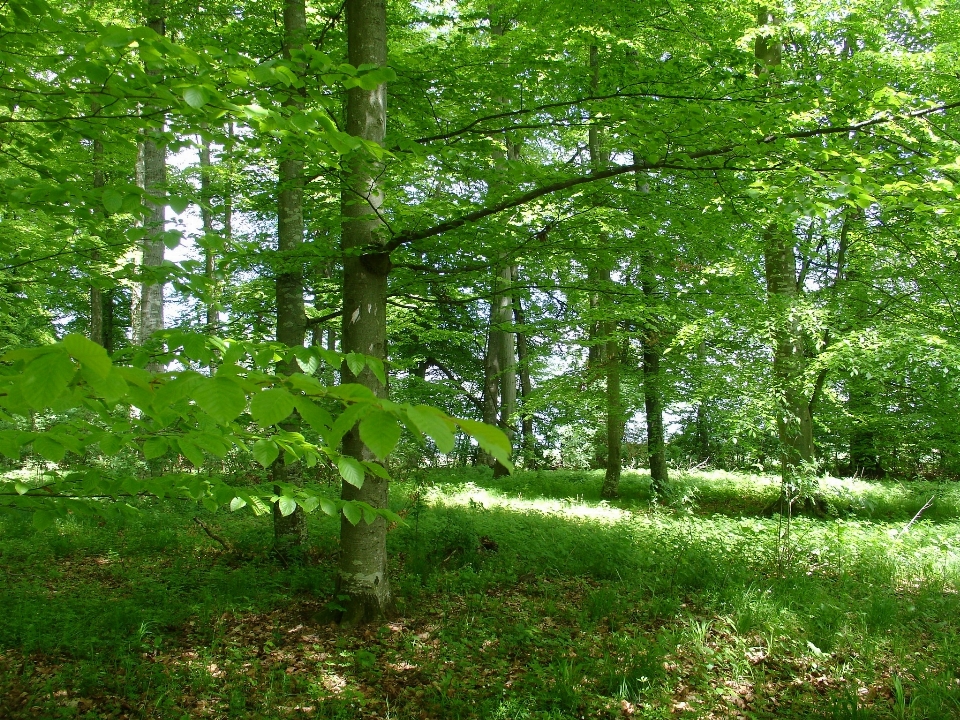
left=90, top=132, right=106, bottom=348
left=492, top=264, right=516, bottom=478
left=338, top=0, right=393, bottom=626
left=513, top=295, right=536, bottom=468
left=755, top=9, right=815, bottom=492
left=272, top=0, right=309, bottom=552
left=641, top=267, right=669, bottom=495
left=132, top=0, right=166, bottom=353
left=600, top=330, right=623, bottom=499
left=764, top=226, right=815, bottom=478
left=198, top=133, right=219, bottom=336
left=589, top=45, right=624, bottom=499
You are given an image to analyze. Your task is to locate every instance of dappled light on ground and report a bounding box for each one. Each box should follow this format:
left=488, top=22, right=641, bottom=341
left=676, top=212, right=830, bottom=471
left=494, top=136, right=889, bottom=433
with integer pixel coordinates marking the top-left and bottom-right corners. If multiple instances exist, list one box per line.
left=2, top=469, right=960, bottom=718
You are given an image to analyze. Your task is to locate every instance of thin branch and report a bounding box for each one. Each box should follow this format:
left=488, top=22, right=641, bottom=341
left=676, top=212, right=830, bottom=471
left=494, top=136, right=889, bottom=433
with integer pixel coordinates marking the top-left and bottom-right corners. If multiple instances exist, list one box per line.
left=382, top=100, right=960, bottom=254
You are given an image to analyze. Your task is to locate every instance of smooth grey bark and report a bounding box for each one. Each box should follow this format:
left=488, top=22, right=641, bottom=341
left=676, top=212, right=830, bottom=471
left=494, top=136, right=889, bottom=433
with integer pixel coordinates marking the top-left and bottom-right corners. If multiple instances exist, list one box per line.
left=273, top=0, right=309, bottom=551
left=338, top=0, right=394, bottom=626
left=90, top=132, right=106, bottom=348
left=132, top=0, right=166, bottom=352
left=198, top=133, right=219, bottom=336
left=479, top=9, right=518, bottom=475
left=641, top=266, right=669, bottom=495
left=589, top=45, right=623, bottom=499
left=513, top=295, right=536, bottom=468
left=756, top=8, right=815, bottom=489
left=764, top=226, right=815, bottom=476
left=491, top=263, right=516, bottom=478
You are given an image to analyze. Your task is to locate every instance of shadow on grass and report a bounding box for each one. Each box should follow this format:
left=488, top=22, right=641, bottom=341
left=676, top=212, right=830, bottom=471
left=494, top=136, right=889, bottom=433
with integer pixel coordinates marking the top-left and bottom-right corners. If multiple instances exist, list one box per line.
left=0, top=470, right=959, bottom=719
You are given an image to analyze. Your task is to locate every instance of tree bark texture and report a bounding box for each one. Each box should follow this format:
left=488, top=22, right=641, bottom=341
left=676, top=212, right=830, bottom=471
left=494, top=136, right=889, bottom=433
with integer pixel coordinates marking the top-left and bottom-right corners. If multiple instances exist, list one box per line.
left=491, top=263, right=516, bottom=478
left=764, top=226, right=814, bottom=478
left=592, top=46, right=623, bottom=499
left=338, top=0, right=393, bottom=626
left=132, top=0, right=166, bottom=351
left=641, top=267, right=669, bottom=495
left=756, top=8, right=814, bottom=484
left=513, top=295, right=536, bottom=468
left=90, top=133, right=106, bottom=348
left=198, top=134, right=219, bottom=336
left=273, top=0, right=309, bottom=551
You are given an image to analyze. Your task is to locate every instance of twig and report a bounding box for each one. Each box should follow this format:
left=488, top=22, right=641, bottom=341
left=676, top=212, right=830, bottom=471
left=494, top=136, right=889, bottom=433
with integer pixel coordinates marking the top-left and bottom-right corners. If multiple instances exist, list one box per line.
left=897, top=495, right=936, bottom=538
left=193, top=516, right=233, bottom=551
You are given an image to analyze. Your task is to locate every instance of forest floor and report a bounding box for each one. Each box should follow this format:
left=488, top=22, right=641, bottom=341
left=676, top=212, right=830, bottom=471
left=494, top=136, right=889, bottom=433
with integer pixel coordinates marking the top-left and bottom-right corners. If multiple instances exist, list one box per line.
left=1, top=467, right=959, bottom=719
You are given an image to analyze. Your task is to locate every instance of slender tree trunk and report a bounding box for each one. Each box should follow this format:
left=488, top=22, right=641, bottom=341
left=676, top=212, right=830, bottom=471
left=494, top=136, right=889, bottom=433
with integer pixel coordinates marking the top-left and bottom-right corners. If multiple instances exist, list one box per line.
left=338, top=0, right=393, bottom=626
left=479, top=8, right=518, bottom=474
left=132, top=0, right=166, bottom=353
left=198, top=133, right=218, bottom=336
left=492, top=264, right=516, bottom=478
left=600, top=330, right=623, bottom=499
left=764, top=226, right=815, bottom=477
left=755, top=8, right=814, bottom=492
left=272, top=0, right=309, bottom=551
left=514, top=295, right=536, bottom=467
left=641, top=266, right=669, bottom=494
left=90, top=132, right=106, bottom=347
left=696, top=401, right=710, bottom=463
left=590, top=45, right=624, bottom=498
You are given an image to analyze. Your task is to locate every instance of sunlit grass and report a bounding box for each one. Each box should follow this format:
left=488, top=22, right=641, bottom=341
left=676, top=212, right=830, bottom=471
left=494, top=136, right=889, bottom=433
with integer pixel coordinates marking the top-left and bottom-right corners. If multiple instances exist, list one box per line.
left=2, top=467, right=960, bottom=718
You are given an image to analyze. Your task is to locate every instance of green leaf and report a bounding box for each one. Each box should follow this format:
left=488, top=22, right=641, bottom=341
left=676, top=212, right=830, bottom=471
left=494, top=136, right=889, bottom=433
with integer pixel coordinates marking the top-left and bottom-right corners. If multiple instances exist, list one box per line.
left=456, top=418, right=513, bottom=470
left=62, top=334, right=111, bottom=378
left=82, top=367, right=129, bottom=403
left=181, top=334, right=210, bottom=363
left=342, top=502, right=362, bottom=525
left=168, top=195, right=191, bottom=214
left=191, top=377, right=246, bottom=425
left=300, top=496, right=319, bottom=513
left=366, top=357, right=386, bottom=385
left=102, top=189, right=123, bottom=214
left=252, top=438, right=280, bottom=468
left=153, top=372, right=203, bottom=409
left=250, top=388, right=296, bottom=427
left=143, top=437, right=169, bottom=460
left=33, top=435, right=65, bottom=462
left=277, top=496, right=297, bottom=517
left=345, top=352, right=366, bottom=378
left=294, top=347, right=320, bottom=375
left=14, top=482, right=29, bottom=495
left=295, top=398, right=332, bottom=433
left=178, top=438, right=205, bottom=467
left=358, top=409, right=401, bottom=460
left=183, top=86, right=207, bottom=109
left=328, top=401, right=371, bottom=447
left=406, top=405, right=456, bottom=453
left=99, top=434, right=123, bottom=456
left=337, top=456, right=365, bottom=488
left=21, top=349, right=75, bottom=409
left=33, top=510, right=55, bottom=531
left=0, top=431, right=22, bottom=460
left=319, top=498, right=338, bottom=516
left=362, top=460, right=391, bottom=480
left=201, top=497, right=218, bottom=513
left=191, top=432, right=228, bottom=458
left=229, top=496, right=247, bottom=511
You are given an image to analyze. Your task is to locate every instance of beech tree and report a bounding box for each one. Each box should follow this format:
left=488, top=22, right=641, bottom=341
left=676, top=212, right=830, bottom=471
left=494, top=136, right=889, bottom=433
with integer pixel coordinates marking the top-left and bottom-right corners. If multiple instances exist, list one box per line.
left=3, top=0, right=960, bottom=626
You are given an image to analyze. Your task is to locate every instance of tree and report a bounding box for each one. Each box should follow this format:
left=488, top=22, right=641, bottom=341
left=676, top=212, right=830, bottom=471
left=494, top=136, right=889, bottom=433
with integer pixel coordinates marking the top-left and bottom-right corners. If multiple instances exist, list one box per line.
left=337, top=0, right=394, bottom=625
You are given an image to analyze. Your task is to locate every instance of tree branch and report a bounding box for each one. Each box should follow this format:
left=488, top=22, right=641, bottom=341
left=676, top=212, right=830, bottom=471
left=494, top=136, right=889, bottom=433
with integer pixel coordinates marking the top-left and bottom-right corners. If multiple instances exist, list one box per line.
left=382, top=100, right=960, bottom=254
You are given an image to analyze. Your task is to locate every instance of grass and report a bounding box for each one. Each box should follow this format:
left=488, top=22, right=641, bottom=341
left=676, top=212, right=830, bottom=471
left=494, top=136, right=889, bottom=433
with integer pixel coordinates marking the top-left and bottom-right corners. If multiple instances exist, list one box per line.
left=1, top=467, right=959, bottom=718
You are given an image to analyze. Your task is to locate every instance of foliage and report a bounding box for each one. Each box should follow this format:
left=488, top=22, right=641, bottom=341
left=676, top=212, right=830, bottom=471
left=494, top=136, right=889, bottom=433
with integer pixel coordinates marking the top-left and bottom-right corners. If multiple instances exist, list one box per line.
left=0, top=332, right=512, bottom=526
left=2, top=468, right=960, bottom=718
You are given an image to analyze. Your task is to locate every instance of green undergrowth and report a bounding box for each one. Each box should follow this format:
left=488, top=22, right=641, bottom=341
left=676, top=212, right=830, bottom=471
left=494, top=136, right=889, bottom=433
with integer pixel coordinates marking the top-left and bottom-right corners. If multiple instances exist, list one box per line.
left=1, top=468, right=959, bottom=718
